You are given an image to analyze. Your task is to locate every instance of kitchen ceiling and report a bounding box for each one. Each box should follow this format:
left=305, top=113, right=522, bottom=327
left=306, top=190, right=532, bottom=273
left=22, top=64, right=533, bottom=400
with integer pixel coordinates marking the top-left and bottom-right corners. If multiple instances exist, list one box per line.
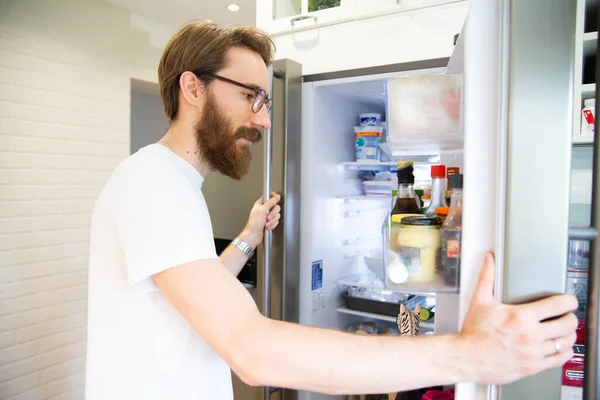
left=105, top=0, right=257, bottom=31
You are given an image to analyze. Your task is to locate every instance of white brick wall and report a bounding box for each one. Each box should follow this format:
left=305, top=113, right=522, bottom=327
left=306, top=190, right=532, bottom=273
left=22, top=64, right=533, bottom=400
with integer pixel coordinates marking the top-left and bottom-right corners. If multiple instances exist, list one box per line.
left=0, top=0, right=163, bottom=398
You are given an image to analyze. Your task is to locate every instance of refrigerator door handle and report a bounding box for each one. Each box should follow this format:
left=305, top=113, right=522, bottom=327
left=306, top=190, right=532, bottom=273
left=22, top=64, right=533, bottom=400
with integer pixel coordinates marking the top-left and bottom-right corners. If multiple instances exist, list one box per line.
left=583, top=17, right=600, bottom=399
left=261, top=67, right=285, bottom=322
left=262, top=66, right=284, bottom=400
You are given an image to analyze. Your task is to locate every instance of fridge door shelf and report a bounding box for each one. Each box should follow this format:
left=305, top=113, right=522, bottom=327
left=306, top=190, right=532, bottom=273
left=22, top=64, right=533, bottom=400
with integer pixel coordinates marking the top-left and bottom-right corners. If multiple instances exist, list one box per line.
left=379, top=143, right=441, bottom=163
left=382, top=215, right=460, bottom=294
left=385, top=133, right=464, bottom=157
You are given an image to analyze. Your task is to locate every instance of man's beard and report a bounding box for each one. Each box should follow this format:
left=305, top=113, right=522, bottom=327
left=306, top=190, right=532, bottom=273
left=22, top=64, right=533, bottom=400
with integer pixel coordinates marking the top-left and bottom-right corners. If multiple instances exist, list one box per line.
left=195, top=94, right=263, bottom=180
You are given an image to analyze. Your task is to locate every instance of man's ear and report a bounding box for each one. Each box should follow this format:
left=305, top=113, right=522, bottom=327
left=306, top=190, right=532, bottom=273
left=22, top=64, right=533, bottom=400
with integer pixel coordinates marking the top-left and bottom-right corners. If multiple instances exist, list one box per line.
left=179, top=71, right=206, bottom=109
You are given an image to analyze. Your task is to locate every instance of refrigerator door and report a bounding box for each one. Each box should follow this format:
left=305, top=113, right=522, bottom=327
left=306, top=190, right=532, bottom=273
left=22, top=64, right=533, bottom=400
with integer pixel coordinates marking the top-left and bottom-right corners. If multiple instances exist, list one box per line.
left=456, top=0, right=576, bottom=399
left=259, top=58, right=303, bottom=400
left=496, top=0, right=576, bottom=399
left=583, top=8, right=600, bottom=399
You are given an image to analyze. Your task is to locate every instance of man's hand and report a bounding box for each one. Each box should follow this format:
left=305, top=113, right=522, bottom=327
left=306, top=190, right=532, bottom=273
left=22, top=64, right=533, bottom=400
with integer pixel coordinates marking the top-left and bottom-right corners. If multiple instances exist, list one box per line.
left=460, top=252, right=578, bottom=385
left=239, top=193, right=281, bottom=249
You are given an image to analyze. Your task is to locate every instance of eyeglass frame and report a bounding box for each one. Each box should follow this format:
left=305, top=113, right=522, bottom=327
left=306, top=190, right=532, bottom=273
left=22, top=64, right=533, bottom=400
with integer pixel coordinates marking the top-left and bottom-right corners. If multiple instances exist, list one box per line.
left=191, top=71, right=273, bottom=113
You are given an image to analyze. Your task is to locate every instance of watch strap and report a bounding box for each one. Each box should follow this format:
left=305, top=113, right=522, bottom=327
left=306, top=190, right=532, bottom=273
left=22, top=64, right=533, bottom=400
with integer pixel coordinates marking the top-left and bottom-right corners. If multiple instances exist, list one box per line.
left=232, top=237, right=255, bottom=258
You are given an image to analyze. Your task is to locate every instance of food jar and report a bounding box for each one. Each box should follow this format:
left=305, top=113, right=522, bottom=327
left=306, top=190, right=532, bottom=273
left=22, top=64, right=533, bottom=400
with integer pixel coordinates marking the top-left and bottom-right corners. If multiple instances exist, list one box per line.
left=568, top=240, right=590, bottom=271
left=394, top=216, right=442, bottom=284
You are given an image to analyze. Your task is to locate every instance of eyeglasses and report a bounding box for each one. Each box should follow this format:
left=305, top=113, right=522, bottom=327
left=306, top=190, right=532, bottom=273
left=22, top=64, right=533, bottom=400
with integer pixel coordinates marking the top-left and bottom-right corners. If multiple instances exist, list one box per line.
left=193, top=71, right=272, bottom=113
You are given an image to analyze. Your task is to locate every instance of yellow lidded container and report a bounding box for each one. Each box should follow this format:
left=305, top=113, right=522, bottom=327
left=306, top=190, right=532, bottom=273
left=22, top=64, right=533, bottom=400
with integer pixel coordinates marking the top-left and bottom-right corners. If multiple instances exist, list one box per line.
left=395, top=216, right=442, bottom=284
left=389, top=213, right=420, bottom=253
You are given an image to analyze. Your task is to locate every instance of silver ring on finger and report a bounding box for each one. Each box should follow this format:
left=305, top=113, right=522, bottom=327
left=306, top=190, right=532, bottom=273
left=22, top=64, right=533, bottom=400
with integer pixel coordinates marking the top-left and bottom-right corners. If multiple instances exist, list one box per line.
left=552, top=338, right=562, bottom=355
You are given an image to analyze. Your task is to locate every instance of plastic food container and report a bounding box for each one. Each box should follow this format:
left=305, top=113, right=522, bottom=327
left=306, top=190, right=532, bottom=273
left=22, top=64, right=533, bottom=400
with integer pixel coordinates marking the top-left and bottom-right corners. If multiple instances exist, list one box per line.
left=395, top=216, right=441, bottom=284
left=354, top=126, right=383, bottom=161
left=383, top=215, right=453, bottom=292
left=362, top=180, right=396, bottom=196
left=359, top=113, right=382, bottom=126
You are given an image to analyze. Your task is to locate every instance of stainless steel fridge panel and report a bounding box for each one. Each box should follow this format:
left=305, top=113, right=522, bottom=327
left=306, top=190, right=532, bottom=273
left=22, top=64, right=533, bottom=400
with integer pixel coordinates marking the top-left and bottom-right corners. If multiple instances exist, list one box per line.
left=258, top=59, right=302, bottom=400
left=278, top=59, right=302, bottom=327
left=499, top=0, right=576, bottom=399
left=583, top=14, right=600, bottom=398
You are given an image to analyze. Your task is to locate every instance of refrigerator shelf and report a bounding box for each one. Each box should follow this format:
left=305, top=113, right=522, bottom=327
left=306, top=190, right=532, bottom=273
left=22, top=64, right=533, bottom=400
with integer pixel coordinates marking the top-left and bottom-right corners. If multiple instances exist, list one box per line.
left=338, top=274, right=436, bottom=297
left=336, top=306, right=435, bottom=329
left=572, top=134, right=595, bottom=146
left=571, top=169, right=593, bottom=205
left=339, top=161, right=397, bottom=170
left=338, top=195, right=392, bottom=201
left=581, top=83, right=595, bottom=101
left=583, top=31, right=598, bottom=58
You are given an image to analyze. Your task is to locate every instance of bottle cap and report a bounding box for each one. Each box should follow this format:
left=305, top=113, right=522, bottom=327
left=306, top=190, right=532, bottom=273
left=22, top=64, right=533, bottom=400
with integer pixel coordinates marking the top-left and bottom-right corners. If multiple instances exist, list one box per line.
left=431, top=165, right=446, bottom=178
left=435, top=207, right=449, bottom=215
left=397, top=161, right=415, bottom=184
left=584, top=98, right=595, bottom=107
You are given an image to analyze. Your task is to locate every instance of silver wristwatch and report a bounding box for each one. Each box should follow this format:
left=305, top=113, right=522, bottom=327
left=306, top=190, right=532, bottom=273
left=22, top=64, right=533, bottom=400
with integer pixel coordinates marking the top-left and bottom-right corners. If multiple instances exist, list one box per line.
left=232, top=237, right=255, bottom=258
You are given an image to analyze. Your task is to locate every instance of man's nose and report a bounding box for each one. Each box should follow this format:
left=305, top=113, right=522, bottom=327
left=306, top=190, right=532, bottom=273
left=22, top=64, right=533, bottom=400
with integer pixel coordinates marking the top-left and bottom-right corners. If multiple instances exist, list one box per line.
left=251, top=104, right=271, bottom=130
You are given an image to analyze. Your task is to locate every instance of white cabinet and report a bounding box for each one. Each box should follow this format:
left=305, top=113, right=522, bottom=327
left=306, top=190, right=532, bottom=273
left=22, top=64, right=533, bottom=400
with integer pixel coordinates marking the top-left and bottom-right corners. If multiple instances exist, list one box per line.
left=258, top=0, right=354, bottom=35
left=258, top=0, right=469, bottom=35
left=256, top=0, right=470, bottom=75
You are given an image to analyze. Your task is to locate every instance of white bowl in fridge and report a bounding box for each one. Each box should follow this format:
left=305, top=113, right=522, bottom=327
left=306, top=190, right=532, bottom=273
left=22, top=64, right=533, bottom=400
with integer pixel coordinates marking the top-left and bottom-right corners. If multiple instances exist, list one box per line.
left=364, top=249, right=384, bottom=276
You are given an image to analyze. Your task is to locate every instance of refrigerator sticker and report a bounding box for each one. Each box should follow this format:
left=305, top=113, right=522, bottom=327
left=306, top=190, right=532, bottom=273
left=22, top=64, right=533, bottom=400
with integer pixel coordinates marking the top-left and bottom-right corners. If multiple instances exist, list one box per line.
left=312, top=289, right=326, bottom=312
left=311, top=260, right=323, bottom=291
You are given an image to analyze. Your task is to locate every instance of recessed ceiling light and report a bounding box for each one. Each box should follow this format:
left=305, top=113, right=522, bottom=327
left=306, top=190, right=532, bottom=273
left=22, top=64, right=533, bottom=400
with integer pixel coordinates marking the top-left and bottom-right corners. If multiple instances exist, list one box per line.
left=228, top=4, right=240, bottom=12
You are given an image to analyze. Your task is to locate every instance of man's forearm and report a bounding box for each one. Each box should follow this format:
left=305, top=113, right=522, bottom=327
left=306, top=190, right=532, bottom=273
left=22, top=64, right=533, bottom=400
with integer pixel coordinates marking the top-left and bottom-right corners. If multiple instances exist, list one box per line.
left=219, top=230, right=260, bottom=276
left=219, top=245, right=248, bottom=276
left=239, top=316, right=473, bottom=395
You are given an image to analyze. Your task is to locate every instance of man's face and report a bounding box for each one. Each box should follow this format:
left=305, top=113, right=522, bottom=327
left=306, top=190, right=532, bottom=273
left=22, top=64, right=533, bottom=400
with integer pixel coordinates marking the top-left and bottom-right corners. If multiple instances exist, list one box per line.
left=195, top=47, right=271, bottom=180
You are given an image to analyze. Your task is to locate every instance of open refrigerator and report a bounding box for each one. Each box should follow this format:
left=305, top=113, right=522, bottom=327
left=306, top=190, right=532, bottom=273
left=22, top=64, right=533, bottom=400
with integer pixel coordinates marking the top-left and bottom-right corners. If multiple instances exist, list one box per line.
left=258, top=1, right=599, bottom=400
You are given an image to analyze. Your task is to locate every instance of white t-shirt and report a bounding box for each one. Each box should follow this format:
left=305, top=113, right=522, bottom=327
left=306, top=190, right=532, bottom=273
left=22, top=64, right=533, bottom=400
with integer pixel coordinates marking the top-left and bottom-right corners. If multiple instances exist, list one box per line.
left=85, top=144, right=233, bottom=400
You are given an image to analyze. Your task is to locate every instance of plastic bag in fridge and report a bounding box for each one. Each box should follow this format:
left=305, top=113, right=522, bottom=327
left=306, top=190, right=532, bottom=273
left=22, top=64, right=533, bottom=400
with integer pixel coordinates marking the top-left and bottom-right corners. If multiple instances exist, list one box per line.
left=385, top=74, right=462, bottom=154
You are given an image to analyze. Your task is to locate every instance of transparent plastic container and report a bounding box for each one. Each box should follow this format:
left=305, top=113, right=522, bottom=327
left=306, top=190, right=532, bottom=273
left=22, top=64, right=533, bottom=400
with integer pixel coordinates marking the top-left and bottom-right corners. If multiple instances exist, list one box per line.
left=382, top=214, right=459, bottom=293
left=385, top=73, right=463, bottom=156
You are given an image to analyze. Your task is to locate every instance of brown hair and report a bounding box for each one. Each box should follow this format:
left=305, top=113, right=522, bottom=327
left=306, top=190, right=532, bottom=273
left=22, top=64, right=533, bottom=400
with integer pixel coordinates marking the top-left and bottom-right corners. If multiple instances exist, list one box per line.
left=158, top=21, right=275, bottom=121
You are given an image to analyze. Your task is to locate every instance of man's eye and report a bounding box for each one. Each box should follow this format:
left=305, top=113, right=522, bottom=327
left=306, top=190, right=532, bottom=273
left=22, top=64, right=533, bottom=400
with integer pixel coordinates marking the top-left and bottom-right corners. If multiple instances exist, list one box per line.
left=243, top=93, right=254, bottom=101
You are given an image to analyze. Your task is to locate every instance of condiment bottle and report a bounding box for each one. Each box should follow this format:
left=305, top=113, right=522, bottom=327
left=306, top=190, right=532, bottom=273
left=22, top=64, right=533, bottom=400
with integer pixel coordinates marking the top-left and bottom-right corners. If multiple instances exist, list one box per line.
left=391, top=161, right=421, bottom=218
left=425, top=165, right=448, bottom=216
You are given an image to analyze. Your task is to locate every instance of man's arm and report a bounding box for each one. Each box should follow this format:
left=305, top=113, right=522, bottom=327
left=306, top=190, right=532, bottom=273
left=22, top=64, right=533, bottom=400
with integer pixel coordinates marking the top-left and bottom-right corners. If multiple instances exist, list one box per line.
left=220, top=194, right=280, bottom=276
left=153, top=253, right=578, bottom=395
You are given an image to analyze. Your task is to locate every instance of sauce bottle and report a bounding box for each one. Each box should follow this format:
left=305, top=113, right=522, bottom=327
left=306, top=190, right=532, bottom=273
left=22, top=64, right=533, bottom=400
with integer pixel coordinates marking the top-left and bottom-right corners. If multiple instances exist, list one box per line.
left=425, top=165, right=448, bottom=216
left=391, top=161, right=421, bottom=219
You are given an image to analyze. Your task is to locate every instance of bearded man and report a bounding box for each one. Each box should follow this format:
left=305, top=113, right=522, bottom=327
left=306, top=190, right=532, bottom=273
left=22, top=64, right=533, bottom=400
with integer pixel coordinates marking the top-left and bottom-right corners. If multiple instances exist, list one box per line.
left=85, top=21, right=578, bottom=400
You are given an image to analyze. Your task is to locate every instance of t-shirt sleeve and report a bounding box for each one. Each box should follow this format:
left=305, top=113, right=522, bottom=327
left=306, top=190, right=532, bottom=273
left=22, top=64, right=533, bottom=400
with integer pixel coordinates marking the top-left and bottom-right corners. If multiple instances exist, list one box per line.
left=111, top=162, right=218, bottom=288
